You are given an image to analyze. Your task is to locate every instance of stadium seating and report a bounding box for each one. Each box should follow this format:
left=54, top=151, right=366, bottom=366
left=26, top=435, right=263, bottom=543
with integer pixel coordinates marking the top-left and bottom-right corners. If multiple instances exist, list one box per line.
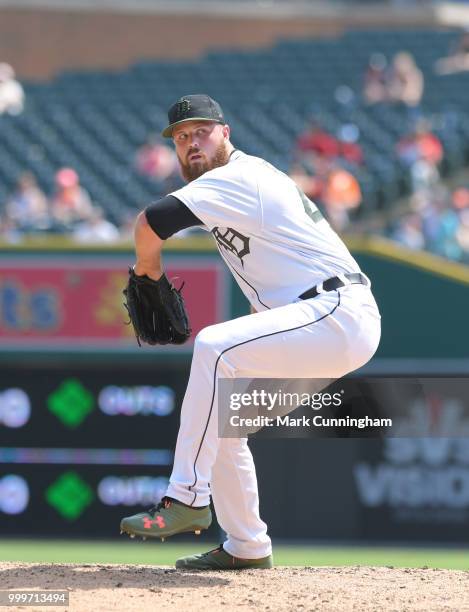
left=1, top=28, right=468, bottom=224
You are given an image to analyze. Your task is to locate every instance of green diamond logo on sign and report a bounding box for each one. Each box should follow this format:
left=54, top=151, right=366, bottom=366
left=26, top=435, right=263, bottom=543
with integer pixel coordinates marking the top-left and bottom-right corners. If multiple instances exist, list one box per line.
left=46, top=472, right=94, bottom=521
left=47, top=379, right=94, bottom=428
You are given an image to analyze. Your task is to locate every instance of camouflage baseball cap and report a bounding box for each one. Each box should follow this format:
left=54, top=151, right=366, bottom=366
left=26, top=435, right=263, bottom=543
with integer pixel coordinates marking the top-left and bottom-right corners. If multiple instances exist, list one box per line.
left=162, top=94, right=225, bottom=138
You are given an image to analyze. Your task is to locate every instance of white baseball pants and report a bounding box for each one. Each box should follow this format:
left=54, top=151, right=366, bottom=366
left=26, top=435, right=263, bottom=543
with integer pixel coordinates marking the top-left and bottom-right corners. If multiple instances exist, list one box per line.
left=166, top=283, right=381, bottom=559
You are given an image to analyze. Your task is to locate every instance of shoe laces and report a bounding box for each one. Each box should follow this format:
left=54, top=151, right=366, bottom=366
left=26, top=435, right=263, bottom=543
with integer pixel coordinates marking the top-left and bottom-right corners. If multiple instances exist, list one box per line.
left=148, top=496, right=172, bottom=514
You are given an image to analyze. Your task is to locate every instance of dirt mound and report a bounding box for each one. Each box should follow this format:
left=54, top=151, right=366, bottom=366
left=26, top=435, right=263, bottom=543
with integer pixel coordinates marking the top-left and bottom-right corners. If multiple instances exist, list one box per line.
left=1, top=562, right=468, bottom=611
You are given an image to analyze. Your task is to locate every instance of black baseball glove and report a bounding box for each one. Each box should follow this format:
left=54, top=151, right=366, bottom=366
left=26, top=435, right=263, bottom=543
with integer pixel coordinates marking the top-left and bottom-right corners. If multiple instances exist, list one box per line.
left=123, top=268, right=191, bottom=346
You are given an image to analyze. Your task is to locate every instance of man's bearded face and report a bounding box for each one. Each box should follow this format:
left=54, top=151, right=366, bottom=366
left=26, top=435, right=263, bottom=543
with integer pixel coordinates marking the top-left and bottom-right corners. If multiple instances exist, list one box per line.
left=173, top=122, right=231, bottom=182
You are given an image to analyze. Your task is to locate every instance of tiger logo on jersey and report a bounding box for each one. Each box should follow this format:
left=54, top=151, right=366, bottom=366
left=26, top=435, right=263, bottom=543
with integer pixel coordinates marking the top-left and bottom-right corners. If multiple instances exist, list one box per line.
left=212, top=227, right=250, bottom=267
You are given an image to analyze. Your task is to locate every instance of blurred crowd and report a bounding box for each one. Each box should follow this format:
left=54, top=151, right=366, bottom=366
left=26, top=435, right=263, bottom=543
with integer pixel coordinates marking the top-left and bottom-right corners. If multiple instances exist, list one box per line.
left=0, top=60, right=185, bottom=244
left=135, top=134, right=180, bottom=191
left=287, top=35, right=469, bottom=264
left=0, top=154, right=187, bottom=244
left=363, top=51, right=424, bottom=109
left=388, top=185, right=469, bottom=263
left=1, top=35, right=469, bottom=264
left=287, top=49, right=428, bottom=232
left=289, top=120, right=363, bottom=231
left=0, top=130, right=184, bottom=244
left=0, top=168, right=123, bottom=244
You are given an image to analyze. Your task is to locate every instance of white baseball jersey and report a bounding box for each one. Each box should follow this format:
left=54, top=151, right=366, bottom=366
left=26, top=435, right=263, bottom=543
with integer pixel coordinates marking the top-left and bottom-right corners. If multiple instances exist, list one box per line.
left=171, top=150, right=362, bottom=310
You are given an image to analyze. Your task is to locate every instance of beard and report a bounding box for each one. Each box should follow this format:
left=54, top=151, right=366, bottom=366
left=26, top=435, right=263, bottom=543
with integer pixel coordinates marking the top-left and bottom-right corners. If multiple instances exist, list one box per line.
left=178, top=142, right=231, bottom=182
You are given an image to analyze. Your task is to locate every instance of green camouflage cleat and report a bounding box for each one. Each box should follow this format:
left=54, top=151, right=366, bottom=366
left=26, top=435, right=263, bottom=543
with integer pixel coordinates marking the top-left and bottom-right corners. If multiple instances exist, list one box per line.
left=120, top=497, right=212, bottom=540
left=175, top=545, right=273, bottom=570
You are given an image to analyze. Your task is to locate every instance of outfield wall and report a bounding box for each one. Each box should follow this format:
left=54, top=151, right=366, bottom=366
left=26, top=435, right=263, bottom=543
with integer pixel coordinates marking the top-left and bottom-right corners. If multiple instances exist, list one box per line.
left=0, top=239, right=467, bottom=360
left=1, top=363, right=468, bottom=543
left=0, top=241, right=468, bottom=543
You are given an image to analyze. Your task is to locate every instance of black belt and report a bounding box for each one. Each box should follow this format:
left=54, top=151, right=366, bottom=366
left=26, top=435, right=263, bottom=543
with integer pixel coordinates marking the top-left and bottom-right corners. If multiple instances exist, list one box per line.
left=299, top=272, right=369, bottom=300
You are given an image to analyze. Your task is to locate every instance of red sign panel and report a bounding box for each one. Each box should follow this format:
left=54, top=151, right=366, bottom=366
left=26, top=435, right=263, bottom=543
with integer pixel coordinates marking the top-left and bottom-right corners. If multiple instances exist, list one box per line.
left=0, top=256, right=227, bottom=351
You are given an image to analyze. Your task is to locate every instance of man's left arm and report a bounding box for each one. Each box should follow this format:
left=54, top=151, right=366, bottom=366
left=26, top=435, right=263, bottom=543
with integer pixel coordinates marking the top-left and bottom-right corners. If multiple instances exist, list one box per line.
left=134, top=211, right=165, bottom=280
left=123, top=196, right=201, bottom=346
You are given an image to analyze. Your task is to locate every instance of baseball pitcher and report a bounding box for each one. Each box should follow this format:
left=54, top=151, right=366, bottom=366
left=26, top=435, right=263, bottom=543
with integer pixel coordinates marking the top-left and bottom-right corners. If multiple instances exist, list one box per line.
left=121, top=95, right=381, bottom=569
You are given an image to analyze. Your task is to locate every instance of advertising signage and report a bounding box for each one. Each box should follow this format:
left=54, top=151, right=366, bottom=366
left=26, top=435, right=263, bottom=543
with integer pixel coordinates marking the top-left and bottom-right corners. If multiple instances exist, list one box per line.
left=0, top=364, right=189, bottom=448
left=2, top=363, right=468, bottom=542
left=0, top=254, right=227, bottom=352
left=0, top=363, right=200, bottom=537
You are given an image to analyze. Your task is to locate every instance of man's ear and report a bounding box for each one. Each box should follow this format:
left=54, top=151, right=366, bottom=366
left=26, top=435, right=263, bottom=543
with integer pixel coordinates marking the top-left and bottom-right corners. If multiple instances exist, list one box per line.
left=222, top=124, right=231, bottom=140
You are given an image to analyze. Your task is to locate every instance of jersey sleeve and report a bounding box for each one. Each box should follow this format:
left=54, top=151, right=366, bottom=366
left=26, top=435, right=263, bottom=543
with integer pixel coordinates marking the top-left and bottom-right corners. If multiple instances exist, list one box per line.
left=144, top=195, right=204, bottom=240
left=170, top=165, right=261, bottom=232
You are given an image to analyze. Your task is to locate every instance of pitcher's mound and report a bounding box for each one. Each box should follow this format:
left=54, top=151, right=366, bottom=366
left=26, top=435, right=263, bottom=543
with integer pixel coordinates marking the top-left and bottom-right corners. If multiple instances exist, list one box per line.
left=1, top=562, right=468, bottom=611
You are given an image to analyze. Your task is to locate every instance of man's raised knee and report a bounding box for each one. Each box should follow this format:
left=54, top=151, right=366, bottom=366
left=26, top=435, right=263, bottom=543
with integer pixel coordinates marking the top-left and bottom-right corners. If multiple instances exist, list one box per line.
left=194, top=325, right=221, bottom=352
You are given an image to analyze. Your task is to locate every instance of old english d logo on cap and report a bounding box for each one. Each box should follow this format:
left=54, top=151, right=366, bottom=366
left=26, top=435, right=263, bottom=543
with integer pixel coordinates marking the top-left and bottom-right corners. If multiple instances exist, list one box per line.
left=162, top=94, right=225, bottom=138
left=175, top=99, right=191, bottom=120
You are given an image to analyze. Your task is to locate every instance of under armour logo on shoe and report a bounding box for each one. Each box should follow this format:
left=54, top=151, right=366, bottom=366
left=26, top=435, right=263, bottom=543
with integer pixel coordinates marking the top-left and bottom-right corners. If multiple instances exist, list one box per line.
left=143, top=515, right=166, bottom=529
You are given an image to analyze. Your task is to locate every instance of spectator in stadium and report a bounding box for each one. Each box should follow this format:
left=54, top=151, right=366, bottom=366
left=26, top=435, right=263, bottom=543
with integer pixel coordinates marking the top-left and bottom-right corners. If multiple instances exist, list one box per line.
left=391, top=213, right=425, bottom=251
left=433, top=201, right=464, bottom=260
left=435, top=186, right=469, bottom=261
left=0, top=63, right=24, bottom=115
left=452, top=186, right=469, bottom=211
left=296, top=119, right=364, bottom=170
left=289, top=159, right=361, bottom=231
left=396, top=119, right=443, bottom=193
left=322, top=167, right=362, bottom=231
left=455, top=209, right=469, bottom=262
left=410, top=187, right=446, bottom=251
left=295, top=120, right=340, bottom=161
left=389, top=185, right=469, bottom=262
left=5, top=173, right=50, bottom=232
left=51, top=167, right=95, bottom=227
left=397, top=119, right=443, bottom=166
left=0, top=216, right=21, bottom=243
left=135, top=134, right=179, bottom=187
left=363, top=53, right=389, bottom=105
left=387, top=52, right=424, bottom=109
left=72, top=207, right=120, bottom=244
left=435, top=29, right=469, bottom=75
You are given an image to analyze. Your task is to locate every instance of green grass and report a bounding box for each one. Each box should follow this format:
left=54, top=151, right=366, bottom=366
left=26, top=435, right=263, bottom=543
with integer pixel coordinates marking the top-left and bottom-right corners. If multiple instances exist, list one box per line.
left=0, top=540, right=468, bottom=570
